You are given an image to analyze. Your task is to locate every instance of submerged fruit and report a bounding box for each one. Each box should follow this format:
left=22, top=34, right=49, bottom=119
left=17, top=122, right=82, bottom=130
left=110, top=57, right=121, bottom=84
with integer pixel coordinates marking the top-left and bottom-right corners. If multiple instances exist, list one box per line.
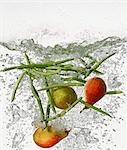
left=53, top=86, right=77, bottom=109
left=33, top=126, right=69, bottom=148
left=81, top=77, right=106, bottom=111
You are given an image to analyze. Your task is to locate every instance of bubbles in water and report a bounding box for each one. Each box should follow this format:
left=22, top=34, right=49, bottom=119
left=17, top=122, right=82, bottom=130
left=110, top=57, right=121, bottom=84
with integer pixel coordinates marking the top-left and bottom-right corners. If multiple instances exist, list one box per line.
left=0, top=36, right=127, bottom=150
left=12, top=132, right=25, bottom=148
left=6, top=104, right=29, bottom=128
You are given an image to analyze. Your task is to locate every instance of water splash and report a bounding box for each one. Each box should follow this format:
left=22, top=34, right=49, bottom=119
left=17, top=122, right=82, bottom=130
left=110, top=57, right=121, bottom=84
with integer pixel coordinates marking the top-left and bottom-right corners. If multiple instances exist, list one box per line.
left=1, top=36, right=127, bottom=57
left=0, top=36, right=127, bottom=150
left=12, top=132, right=25, bottom=148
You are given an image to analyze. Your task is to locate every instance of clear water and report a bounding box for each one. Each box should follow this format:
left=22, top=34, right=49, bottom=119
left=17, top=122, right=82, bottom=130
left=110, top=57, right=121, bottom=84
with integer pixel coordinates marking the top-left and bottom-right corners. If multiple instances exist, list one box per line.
left=0, top=36, right=127, bottom=150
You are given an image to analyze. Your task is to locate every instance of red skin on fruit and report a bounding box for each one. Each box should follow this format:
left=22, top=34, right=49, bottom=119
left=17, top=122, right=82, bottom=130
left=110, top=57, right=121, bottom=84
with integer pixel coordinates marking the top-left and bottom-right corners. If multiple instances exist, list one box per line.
left=33, top=126, right=69, bottom=148
left=82, top=77, right=106, bottom=110
left=85, top=77, right=106, bottom=104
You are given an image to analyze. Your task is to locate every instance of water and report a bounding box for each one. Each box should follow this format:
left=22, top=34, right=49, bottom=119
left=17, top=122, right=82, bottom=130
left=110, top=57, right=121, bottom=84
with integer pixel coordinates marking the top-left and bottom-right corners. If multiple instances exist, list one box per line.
left=0, top=36, right=127, bottom=150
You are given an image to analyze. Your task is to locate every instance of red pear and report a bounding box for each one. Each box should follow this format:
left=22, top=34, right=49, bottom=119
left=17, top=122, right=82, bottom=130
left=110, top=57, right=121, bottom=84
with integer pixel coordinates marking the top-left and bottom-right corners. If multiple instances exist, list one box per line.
left=33, top=126, right=69, bottom=148
left=81, top=77, right=106, bottom=112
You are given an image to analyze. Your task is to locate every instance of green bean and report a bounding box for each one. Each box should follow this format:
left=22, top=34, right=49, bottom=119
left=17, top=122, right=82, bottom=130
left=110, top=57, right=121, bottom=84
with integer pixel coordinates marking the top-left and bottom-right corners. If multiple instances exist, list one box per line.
left=47, top=98, right=82, bottom=121
left=79, top=99, right=112, bottom=118
left=106, top=90, right=123, bottom=94
left=43, top=77, right=56, bottom=126
left=47, top=97, right=112, bottom=121
left=32, top=68, right=61, bottom=76
left=61, top=77, right=86, bottom=83
left=38, top=82, right=84, bottom=91
left=85, top=52, right=116, bottom=78
left=25, top=52, right=45, bottom=122
left=11, top=71, right=26, bottom=102
left=1, top=58, right=74, bottom=72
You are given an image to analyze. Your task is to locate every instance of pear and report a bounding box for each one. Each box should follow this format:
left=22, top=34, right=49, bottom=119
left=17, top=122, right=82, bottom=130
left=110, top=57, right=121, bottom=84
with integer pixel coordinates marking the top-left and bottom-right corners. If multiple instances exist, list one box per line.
left=80, top=77, right=106, bottom=112
left=53, top=87, right=77, bottom=109
left=33, top=126, right=69, bottom=148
